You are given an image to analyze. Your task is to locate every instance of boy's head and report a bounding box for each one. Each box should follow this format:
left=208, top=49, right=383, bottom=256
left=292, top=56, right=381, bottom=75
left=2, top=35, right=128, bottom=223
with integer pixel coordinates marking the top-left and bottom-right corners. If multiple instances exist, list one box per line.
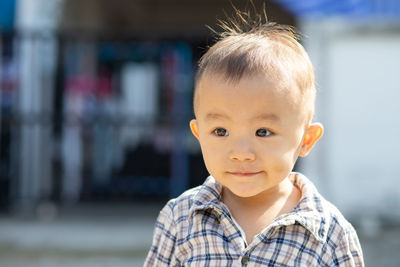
left=190, top=10, right=323, bottom=198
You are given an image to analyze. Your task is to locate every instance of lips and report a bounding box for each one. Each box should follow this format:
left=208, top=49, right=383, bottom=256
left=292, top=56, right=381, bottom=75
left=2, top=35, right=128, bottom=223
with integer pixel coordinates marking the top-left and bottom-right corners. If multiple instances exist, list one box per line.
left=227, top=171, right=263, bottom=177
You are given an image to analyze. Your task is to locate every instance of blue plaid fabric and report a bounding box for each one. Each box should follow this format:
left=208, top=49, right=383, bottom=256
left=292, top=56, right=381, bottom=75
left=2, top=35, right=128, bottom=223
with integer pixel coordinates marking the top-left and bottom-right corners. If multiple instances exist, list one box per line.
left=144, top=173, right=364, bottom=266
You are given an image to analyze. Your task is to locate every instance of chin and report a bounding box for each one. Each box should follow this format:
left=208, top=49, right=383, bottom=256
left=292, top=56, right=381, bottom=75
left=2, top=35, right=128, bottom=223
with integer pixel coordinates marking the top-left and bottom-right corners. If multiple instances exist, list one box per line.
left=229, top=187, right=263, bottom=198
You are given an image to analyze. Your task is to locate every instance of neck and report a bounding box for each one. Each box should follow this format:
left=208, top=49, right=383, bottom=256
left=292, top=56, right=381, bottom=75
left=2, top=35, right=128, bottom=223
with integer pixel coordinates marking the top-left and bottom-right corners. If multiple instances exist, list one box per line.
left=221, top=177, right=302, bottom=244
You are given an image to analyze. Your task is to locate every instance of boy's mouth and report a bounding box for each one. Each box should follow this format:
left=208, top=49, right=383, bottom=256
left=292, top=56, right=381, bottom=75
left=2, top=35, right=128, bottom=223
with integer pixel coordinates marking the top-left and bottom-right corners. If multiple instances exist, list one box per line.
left=227, top=171, right=263, bottom=177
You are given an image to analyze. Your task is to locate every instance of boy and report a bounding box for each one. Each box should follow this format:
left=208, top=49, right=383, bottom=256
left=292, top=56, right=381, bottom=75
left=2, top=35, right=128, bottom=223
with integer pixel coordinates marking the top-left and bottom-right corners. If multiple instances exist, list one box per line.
left=145, top=10, right=364, bottom=267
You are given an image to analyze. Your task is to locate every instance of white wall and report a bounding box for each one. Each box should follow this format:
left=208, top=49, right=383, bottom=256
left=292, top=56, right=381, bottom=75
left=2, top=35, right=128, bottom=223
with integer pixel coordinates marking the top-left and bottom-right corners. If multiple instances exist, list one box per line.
left=299, top=19, right=400, bottom=221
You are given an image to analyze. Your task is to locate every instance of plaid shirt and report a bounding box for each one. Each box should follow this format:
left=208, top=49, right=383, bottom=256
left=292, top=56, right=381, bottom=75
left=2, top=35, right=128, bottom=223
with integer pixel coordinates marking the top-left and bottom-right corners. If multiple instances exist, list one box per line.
left=144, top=173, right=364, bottom=266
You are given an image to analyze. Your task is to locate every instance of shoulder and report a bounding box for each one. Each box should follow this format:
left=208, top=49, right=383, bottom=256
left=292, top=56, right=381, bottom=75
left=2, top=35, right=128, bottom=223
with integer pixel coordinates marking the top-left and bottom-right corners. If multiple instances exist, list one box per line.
left=145, top=184, right=207, bottom=266
left=296, top=173, right=364, bottom=264
left=305, top=195, right=364, bottom=265
left=292, top=173, right=361, bottom=249
left=321, top=199, right=364, bottom=264
left=320, top=197, right=360, bottom=246
left=160, top=176, right=221, bottom=222
left=159, top=184, right=204, bottom=223
left=309, top=186, right=363, bottom=263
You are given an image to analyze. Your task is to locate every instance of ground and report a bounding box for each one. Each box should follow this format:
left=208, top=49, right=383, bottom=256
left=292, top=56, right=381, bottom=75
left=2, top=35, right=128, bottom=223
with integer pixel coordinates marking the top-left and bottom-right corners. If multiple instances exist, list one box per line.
left=0, top=203, right=398, bottom=267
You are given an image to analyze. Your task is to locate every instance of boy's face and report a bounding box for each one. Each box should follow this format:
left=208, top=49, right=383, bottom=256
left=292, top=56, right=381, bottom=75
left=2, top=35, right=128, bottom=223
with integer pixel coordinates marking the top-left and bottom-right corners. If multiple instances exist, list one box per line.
left=190, top=73, right=323, bottom=199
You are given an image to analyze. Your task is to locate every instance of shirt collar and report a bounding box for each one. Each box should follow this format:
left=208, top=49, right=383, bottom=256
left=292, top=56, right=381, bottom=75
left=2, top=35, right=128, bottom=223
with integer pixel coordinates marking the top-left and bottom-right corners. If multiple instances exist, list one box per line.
left=188, top=176, right=224, bottom=220
left=188, top=173, right=329, bottom=244
left=282, top=172, right=329, bottom=244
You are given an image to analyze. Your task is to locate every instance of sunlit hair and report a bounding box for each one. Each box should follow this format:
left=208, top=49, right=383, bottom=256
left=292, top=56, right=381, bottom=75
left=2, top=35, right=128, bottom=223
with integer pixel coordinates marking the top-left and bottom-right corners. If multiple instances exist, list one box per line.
left=194, top=7, right=316, bottom=122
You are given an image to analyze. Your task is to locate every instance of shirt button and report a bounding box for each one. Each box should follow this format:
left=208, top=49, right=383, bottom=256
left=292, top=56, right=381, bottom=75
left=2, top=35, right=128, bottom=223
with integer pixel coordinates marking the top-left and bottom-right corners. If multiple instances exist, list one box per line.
left=241, top=255, right=249, bottom=265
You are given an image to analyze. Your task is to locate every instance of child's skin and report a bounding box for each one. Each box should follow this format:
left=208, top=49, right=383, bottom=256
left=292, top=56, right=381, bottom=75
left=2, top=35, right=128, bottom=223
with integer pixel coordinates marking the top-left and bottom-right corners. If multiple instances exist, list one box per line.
left=190, top=72, right=323, bottom=244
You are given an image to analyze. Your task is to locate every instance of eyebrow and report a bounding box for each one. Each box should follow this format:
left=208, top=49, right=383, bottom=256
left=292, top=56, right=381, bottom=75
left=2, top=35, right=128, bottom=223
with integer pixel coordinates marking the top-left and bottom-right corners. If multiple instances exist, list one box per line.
left=253, top=113, right=281, bottom=123
left=205, top=112, right=231, bottom=121
left=205, top=112, right=280, bottom=123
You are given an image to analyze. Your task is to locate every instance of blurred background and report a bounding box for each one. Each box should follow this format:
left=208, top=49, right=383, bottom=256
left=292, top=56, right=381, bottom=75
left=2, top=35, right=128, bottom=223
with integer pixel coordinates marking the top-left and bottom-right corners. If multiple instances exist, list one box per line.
left=0, top=0, right=399, bottom=266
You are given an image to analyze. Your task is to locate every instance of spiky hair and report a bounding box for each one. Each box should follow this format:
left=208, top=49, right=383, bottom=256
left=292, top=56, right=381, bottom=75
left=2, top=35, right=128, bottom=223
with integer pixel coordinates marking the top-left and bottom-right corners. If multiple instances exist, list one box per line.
left=194, top=6, right=316, bottom=121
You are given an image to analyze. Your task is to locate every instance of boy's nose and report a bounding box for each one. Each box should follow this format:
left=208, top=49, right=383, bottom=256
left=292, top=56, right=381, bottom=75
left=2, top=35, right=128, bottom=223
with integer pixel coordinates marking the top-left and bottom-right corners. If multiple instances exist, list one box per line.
left=229, top=140, right=256, bottom=162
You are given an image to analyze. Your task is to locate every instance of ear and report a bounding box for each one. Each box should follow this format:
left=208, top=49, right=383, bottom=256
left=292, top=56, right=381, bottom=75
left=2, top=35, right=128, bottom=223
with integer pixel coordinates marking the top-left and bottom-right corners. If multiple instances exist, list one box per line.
left=190, top=119, right=200, bottom=140
left=299, top=122, right=324, bottom=157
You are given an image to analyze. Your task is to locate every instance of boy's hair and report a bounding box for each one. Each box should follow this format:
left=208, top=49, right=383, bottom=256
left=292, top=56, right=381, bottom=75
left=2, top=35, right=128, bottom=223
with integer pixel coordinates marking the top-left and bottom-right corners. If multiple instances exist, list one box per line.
left=194, top=8, right=316, bottom=121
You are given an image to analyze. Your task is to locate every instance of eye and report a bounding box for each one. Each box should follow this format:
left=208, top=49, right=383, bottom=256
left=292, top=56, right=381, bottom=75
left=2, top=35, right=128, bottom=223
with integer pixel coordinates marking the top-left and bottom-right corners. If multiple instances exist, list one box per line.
left=256, top=128, right=272, bottom=137
left=213, top=128, right=228, bottom=137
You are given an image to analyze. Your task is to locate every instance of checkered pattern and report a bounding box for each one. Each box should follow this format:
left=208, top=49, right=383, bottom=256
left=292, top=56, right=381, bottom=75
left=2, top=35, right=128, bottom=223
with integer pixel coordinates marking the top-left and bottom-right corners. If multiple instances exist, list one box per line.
left=144, top=173, right=364, bottom=266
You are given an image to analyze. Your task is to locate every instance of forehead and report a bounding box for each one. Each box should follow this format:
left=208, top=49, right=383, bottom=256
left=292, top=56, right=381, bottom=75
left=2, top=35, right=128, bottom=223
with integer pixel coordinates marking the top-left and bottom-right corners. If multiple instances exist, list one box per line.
left=194, top=72, right=305, bottom=122
left=195, top=71, right=297, bottom=105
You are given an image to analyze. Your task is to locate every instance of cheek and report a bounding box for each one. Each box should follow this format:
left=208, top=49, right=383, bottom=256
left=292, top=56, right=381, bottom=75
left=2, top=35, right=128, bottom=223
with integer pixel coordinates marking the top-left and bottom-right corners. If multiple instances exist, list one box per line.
left=201, top=152, right=222, bottom=178
left=198, top=138, right=224, bottom=174
left=265, top=143, right=300, bottom=173
left=271, top=153, right=296, bottom=173
left=198, top=132, right=225, bottom=155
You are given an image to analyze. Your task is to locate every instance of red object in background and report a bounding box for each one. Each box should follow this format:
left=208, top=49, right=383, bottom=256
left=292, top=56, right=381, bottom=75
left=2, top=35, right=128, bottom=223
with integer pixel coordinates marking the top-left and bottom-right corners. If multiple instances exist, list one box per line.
left=65, top=74, right=113, bottom=100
